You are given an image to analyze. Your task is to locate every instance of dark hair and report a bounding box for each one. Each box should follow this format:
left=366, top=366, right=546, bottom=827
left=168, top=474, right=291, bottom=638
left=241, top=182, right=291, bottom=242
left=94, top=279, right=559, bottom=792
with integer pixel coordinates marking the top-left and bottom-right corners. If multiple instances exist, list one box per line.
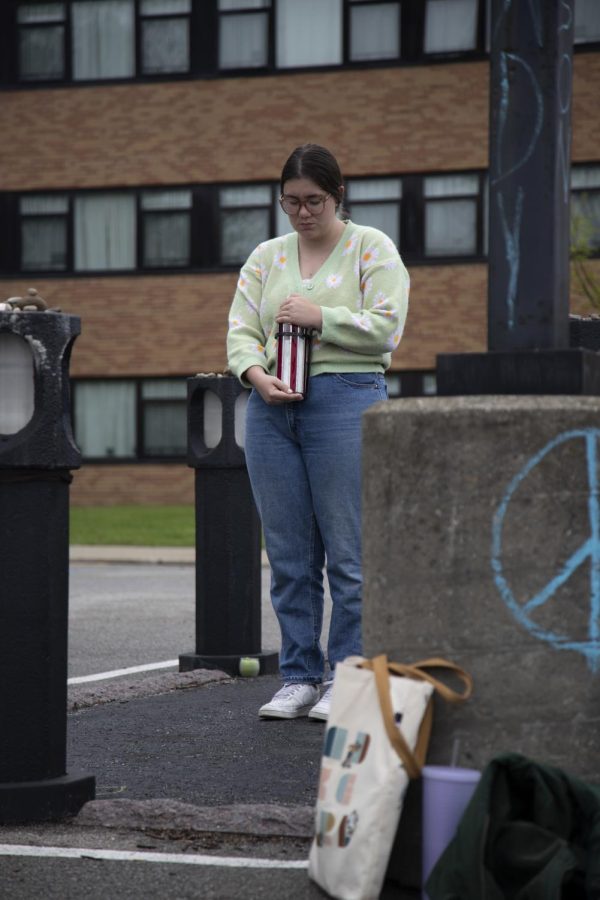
left=280, top=144, right=345, bottom=209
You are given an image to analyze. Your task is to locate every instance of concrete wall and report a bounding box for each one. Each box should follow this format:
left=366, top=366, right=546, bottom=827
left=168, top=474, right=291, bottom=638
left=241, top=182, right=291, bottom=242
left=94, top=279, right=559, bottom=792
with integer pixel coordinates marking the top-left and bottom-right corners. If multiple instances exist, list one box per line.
left=363, top=396, right=600, bottom=783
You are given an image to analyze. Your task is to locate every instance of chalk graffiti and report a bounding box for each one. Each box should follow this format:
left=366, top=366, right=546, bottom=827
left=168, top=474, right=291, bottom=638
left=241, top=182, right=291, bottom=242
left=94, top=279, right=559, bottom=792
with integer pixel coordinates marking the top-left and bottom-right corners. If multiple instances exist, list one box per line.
left=492, top=52, right=544, bottom=188
left=557, top=52, right=572, bottom=205
left=559, top=0, right=573, bottom=33
left=491, top=39, right=544, bottom=328
left=490, top=0, right=574, bottom=330
left=491, top=429, right=600, bottom=673
left=491, top=0, right=544, bottom=47
left=526, top=0, right=544, bottom=47
left=495, top=188, right=524, bottom=329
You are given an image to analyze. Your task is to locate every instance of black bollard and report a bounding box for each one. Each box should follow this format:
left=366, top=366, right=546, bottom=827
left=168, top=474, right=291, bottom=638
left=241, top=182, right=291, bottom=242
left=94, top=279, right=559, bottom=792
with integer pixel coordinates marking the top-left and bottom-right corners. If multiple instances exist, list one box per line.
left=0, top=289, right=95, bottom=824
left=179, top=374, right=278, bottom=677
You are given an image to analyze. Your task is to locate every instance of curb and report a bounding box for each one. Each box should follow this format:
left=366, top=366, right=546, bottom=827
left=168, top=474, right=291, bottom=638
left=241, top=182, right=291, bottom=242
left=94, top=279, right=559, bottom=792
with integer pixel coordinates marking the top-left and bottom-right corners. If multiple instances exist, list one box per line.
left=68, top=668, right=231, bottom=712
left=76, top=799, right=315, bottom=840
left=69, top=546, right=270, bottom=567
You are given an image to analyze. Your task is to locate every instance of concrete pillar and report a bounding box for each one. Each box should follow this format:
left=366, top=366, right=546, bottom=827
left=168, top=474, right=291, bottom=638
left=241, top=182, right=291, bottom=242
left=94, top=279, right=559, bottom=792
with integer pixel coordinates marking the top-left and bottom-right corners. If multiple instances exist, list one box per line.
left=363, top=396, right=600, bottom=782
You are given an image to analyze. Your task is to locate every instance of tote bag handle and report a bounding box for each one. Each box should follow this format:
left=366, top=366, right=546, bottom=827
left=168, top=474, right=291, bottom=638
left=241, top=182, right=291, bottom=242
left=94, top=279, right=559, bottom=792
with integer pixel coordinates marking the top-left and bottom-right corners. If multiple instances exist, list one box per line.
left=361, top=656, right=473, bottom=779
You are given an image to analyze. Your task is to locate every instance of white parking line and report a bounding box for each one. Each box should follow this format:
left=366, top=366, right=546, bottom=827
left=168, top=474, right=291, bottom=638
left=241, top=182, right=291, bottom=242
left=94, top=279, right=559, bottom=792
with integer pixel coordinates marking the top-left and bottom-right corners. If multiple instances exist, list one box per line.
left=68, top=660, right=179, bottom=685
left=0, top=844, right=309, bottom=870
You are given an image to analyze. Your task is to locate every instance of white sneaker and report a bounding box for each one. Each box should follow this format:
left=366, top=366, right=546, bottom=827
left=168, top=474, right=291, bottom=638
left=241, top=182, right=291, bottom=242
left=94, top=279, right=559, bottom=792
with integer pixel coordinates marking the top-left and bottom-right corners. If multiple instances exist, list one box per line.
left=308, top=683, right=334, bottom=721
left=259, top=683, right=320, bottom=719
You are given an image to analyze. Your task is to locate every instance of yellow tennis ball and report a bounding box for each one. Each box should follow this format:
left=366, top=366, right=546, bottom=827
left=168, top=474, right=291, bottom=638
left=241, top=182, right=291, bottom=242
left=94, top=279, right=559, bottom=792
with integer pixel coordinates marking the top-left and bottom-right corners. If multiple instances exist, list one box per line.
left=239, top=657, right=260, bottom=677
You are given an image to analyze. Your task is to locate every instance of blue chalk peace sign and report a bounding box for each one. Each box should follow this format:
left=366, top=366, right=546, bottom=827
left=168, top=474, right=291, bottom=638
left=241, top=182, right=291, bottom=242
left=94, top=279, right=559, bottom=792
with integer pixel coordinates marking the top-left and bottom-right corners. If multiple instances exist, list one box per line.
left=491, top=429, right=600, bottom=672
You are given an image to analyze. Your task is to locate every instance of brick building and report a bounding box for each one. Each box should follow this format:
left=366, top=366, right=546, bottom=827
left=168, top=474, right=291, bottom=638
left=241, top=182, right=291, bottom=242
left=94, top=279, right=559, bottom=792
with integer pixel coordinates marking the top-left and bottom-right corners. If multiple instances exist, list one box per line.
left=0, top=0, right=599, bottom=506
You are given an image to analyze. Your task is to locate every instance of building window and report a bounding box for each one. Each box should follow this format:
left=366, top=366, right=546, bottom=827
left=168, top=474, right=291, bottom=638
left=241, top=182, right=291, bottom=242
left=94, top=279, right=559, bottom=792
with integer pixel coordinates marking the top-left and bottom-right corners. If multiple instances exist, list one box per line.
left=13, top=0, right=496, bottom=83
left=275, top=190, right=292, bottom=237
left=73, top=378, right=187, bottom=460
left=141, top=190, right=192, bottom=267
left=422, top=372, right=437, bottom=395
left=141, top=380, right=187, bottom=456
left=17, top=3, right=66, bottom=81
left=218, top=0, right=270, bottom=70
left=74, top=193, right=136, bottom=270
left=72, top=1, right=135, bottom=80
left=20, top=194, right=68, bottom=271
left=276, top=0, right=342, bottom=68
left=220, top=185, right=272, bottom=265
left=349, top=1, right=400, bottom=62
left=385, top=370, right=438, bottom=397
left=575, top=0, right=600, bottom=44
left=346, top=178, right=402, bottom=248
left=384, top=372, right=401, bottom=397
left=74, top=380, right=137, bottom=458
left=571, top=165, right=600, bottom=252
left=141, top=0, right=191, bottom=74
left=424, top=174, right=479, bottom=256
left=424, top=0, right=479, bottom=54
left=10, top=174, right=489, bottom=275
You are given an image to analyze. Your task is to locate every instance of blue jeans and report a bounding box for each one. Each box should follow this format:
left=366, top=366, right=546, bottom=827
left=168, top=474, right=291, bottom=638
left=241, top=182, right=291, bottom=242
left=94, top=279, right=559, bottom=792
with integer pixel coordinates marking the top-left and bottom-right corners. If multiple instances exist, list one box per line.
left=244, top=372, right=388, bottom=683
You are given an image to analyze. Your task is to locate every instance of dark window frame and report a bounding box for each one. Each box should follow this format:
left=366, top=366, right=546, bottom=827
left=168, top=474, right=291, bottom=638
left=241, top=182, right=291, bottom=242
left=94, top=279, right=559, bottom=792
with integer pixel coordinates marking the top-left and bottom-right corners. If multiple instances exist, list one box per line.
left=347, top=170, right=488, bottom=266
left=574, top=1, right=600, bottom=48
left=421, top=172, right=485, bottom=260
left=218, top=182, right=278, bottom=266
left=421, top=0, right=485, bottom=61
left=139, top=188, right=193, bottom=269
left=138, top=0, right=192, bottom=76
left=7, top=172, right=488, bottom=276
left=11, top=0, right=193, bottom=85
left=15, top=1, right=70, bottom=83
left=571, top=162, right=600, bottom=257
left=15, top=185, right=196, bottom=275
left=345, top=0, right=402, bottom=65
left=217, top=0, right=274, bottom=73
left=6, top=0, right=599, bottom=86
left=6, top=167, right=600, bottom=276
left=72, top=375, right=188, bottom=463
left=346, top=175, right=403, bottom=249
left=139, top=378, right=188, bottom=458
left=18, top=193, right=72, bottom=272
left=5, top=0, right=496, bottom=86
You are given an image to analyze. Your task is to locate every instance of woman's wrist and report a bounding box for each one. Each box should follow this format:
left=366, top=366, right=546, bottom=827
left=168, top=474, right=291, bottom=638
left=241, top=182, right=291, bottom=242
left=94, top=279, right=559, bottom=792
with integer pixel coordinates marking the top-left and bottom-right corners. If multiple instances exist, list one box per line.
left=243, top=365, right=269, bottom=386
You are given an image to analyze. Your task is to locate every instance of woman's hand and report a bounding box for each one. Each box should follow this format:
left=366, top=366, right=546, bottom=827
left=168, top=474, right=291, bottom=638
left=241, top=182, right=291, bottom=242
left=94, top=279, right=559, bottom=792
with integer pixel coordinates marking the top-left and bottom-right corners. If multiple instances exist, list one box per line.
left=244, top=366, right=302, bottom=405
left=276, top=293, right=322, bottom=331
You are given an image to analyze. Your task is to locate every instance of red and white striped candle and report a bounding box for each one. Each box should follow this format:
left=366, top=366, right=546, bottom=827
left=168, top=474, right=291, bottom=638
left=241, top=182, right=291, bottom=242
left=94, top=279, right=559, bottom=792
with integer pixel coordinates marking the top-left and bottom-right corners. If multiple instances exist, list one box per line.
left=276, top=324, right=312, bottom=397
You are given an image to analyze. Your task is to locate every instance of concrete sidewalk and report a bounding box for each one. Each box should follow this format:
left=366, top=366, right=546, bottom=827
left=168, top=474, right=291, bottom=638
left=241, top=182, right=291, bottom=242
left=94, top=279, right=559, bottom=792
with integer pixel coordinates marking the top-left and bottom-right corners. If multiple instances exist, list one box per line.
left=70, top=545, right=270, bottom=566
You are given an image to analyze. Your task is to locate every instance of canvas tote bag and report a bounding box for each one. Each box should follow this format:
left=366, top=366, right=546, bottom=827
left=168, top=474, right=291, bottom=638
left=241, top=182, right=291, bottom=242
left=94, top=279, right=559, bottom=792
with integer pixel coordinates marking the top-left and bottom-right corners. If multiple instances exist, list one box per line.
left=308, top=655, right=473, bottom=900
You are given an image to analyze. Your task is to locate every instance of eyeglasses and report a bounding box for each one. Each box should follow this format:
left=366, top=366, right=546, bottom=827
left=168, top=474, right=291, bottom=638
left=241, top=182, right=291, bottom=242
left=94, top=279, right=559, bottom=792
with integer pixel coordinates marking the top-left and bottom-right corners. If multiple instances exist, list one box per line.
left=279, top=193, right=331, bottom=216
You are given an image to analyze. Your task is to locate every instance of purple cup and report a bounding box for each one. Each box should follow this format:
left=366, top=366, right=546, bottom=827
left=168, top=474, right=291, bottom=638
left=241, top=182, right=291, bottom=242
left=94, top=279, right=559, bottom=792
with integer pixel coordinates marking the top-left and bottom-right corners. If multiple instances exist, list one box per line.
left=421, top=765, right=481, bottom=899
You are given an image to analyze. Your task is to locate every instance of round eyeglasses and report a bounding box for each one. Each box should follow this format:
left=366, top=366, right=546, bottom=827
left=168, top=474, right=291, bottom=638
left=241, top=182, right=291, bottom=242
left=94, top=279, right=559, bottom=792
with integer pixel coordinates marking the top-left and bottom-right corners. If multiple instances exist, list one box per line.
left=279, top=194, right=331, bottom=216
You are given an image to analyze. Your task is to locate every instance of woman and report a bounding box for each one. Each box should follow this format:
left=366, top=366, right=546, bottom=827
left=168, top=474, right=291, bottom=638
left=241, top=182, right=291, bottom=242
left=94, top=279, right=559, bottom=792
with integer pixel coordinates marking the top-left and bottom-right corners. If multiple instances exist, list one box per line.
left=227, top=144, right=409, bottom=720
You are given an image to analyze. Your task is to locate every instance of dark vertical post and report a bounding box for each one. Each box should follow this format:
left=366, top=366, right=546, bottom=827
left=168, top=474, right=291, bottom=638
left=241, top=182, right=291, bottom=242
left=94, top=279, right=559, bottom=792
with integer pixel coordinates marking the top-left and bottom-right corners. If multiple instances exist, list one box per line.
left=179, top=374, right=278, bottom=677
left=488, top=0, right=573, bottom=351
left=0, top=294, right=95, bottom=823
left=436, top=1, right=600, bottom=395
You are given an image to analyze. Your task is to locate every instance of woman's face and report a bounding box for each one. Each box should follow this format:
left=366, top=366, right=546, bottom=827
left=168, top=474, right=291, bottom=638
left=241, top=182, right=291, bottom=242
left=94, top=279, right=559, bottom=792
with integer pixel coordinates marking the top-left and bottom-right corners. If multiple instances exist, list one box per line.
left=281, top=177, right=341, bottom=240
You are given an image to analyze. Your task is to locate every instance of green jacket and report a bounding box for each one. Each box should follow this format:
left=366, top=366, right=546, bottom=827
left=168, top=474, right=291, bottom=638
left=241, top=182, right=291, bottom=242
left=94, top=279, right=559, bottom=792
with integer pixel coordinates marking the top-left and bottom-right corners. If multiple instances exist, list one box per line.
left=426, top=753, right=600, bottom=899
left=226, top=221, right=409, bottom=386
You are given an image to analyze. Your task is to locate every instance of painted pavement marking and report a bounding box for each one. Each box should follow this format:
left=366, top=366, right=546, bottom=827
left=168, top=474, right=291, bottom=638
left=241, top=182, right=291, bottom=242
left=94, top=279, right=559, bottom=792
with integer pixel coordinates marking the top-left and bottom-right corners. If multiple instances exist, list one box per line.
left=68, top=659, right=179, bottom=685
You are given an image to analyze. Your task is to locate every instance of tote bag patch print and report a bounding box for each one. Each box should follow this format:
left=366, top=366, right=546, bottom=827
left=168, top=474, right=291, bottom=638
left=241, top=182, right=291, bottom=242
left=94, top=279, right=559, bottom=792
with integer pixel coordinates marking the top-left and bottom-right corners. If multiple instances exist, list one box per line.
left=316, top=727, right=371, bottom=848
